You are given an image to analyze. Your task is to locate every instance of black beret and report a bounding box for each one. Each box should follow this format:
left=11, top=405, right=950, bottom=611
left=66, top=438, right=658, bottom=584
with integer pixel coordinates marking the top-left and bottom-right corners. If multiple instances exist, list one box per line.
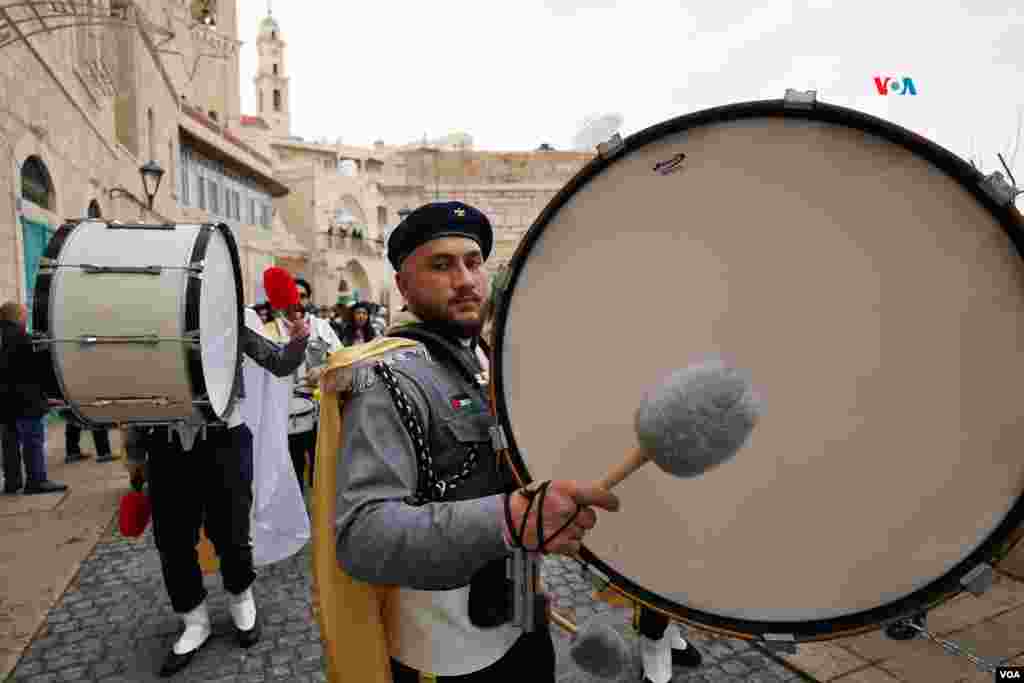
left=387, top=201, right=492, bottom=270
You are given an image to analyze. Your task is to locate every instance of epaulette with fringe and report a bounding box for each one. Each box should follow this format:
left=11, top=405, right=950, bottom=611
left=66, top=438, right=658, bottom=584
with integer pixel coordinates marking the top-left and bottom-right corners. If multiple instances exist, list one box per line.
left=328, top=342, right=431, bottom=396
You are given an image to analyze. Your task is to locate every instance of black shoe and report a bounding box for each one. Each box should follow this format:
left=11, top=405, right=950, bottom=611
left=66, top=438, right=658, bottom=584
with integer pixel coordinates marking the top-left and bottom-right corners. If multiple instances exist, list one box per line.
left=3, top=484, right=22, bottom=494
left=158, top=639, right=208, bottom=677
left=65, top=452, right=88, bottom=464
left=672, top=641, right=703, bottom=667
left=96, top=453, right=115, bottom=463
left=23, top=481, right=68, bottom=495
left=235, top=613, right=261, bottom=648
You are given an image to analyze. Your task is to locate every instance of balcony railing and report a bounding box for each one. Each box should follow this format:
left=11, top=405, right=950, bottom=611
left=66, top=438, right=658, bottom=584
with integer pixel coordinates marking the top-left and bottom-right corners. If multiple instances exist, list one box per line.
left=325, top=233, right=386, bottom=259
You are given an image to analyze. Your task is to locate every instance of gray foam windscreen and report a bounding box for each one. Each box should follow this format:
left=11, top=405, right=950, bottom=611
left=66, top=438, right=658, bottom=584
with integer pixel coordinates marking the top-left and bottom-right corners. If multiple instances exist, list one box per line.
left=569, top=618, right=632, bottom=679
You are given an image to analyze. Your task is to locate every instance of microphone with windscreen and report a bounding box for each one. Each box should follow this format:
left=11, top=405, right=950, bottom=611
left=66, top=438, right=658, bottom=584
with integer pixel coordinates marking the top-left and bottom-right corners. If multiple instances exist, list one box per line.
left=600, top=359, right=762, bottom=490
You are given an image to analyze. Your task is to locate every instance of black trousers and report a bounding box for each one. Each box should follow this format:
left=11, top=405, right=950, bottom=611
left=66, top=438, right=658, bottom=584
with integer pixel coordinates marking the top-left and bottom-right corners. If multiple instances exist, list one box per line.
left=288, top=425, right=317, bottom=492
left=2, top=420, right=21, bottom=488
left=145, top=424, right=255, bottom=614
left=65, top=420, right=111, bottom=456
left=390, top=628, right=556, bottom=682
left=637, top=606, right=671, bottom=640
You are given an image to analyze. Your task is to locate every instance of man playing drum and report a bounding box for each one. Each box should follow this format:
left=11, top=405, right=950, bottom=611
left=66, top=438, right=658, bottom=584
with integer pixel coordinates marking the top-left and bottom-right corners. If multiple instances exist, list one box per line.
left=333, top=201, right=621, bottom=681
left=124, top=315, right=310, bottom=677
left=262, top=274, right=342, bottom=493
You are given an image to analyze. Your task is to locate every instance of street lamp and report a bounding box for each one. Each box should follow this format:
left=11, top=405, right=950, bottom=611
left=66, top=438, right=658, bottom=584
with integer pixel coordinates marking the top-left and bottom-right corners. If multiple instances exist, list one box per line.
left=140, top=160, right=165, bottom=211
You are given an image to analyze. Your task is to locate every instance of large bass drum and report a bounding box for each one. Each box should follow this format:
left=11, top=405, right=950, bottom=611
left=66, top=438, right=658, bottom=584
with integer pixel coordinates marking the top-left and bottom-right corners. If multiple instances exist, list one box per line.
left=33, top=221, right=244, bottom=426
left=491, top=95, right=1024, bottom=643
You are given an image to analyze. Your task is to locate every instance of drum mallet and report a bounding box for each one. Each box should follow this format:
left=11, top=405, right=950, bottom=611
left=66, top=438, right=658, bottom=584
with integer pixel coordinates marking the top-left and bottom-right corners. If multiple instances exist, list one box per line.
left=600, top=358, right=762, bottom=491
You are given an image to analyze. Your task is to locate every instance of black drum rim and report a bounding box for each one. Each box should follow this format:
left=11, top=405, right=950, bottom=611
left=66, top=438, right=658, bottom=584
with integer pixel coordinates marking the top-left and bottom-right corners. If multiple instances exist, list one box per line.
left=490, top=97, right=1024, bottom=641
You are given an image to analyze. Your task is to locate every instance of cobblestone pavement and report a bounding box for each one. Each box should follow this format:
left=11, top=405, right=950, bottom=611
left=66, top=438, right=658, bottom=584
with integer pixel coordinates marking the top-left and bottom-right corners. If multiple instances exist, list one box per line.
left=6, top=521, right=812, bottom=683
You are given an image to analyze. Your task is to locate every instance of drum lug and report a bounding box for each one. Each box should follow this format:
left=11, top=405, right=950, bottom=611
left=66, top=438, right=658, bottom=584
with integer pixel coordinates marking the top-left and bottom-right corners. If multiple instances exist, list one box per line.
left=783, top=88, right=817, bottom=110
left=979, top=171, right=1019, bottom=207
left=960, top=563, right=994, bottom=597
left=761, top=633, right=798, bottom=654
left=188, top=260, right=205, bottom=276
left=596, top=133, right=625, bottom=160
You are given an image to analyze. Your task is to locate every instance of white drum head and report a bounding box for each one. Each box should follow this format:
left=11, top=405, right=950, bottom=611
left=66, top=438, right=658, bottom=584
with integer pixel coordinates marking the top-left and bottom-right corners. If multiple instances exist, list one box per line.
left=198, top=228, right=241, bottom=418
left=494, top=102, right=1024, bottom=635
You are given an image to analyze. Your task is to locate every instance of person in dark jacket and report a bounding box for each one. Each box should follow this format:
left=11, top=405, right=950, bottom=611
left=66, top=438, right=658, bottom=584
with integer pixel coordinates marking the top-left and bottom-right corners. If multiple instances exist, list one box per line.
left=339, top=301, right=378, bottom=346
left=0, top=301, right=66, bottom=495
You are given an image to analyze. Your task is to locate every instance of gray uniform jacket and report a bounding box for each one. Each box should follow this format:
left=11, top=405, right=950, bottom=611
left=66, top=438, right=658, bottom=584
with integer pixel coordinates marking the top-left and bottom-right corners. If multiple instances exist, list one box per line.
left=335, top=345, right=512, bottom=591
left=124, top=327, right=307, bottom=463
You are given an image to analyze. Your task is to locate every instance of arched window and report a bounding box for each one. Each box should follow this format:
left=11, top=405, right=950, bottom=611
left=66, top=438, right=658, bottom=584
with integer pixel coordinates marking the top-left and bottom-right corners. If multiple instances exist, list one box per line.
left=21, top=155, right=54, bottom=210
left=259, top=89, right=264, bottom=113
left=87, top=199, right=102, bottom=218
left=273, top=89, right=281, bottom=112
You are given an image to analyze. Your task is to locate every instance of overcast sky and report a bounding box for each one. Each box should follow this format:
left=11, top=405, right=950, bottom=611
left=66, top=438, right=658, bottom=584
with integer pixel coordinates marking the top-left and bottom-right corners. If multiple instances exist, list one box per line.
left=238, top=1, right=1022, bottom=177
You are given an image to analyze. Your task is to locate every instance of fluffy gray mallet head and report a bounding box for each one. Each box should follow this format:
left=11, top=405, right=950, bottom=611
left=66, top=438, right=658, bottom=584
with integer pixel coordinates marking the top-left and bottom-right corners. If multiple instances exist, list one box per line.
left=569, top=619, right=632, bottom=679
left=635, top=359, right=761, bottom=478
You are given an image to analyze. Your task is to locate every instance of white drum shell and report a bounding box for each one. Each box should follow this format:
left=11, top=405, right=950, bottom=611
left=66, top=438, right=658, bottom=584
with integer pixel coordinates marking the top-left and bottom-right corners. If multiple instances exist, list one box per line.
left=42, top=222, right=240, bottom=424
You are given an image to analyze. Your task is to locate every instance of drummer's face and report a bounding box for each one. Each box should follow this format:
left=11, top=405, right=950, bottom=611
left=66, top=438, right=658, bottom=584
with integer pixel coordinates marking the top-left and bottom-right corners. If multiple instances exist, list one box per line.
left=398, top=237, right=489, bottom=334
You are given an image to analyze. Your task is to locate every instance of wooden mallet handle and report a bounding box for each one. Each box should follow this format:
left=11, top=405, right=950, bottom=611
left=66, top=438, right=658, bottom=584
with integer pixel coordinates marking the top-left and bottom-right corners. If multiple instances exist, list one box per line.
left=598, top=447, right=650, bottom=491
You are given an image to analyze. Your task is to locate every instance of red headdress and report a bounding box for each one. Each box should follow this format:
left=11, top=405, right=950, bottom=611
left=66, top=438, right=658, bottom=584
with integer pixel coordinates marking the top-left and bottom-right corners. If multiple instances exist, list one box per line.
left=263, top=267, right=300, bottom=311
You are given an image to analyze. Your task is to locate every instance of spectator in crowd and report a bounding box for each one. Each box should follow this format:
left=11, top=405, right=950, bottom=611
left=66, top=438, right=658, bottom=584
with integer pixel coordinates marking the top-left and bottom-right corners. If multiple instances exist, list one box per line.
left=328, top=305, right=347, bottom=340
left=295, top=278, right=316, bottom=314
left=251, top=303, right=272, bottom=325
left=0, top=301, right=67, bottom=495
left=339, top=301, right=378, bottom=347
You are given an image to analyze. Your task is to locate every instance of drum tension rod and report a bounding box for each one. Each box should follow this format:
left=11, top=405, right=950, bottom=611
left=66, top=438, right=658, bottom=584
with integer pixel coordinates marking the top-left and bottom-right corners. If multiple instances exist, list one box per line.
left=34, top=333, right=201, bottom=346
left=887, top=614, right=1002, bottom=674
left=80, top=397, right=178, bottom=408
left=884, top=563, right=999, bottom=673
left=36, top=261, right=205, bottom=275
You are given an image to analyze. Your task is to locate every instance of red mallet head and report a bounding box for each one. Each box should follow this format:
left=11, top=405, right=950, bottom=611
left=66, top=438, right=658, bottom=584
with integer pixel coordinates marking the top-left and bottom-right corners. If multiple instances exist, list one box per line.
left=263, top=267, right=300, bottom=311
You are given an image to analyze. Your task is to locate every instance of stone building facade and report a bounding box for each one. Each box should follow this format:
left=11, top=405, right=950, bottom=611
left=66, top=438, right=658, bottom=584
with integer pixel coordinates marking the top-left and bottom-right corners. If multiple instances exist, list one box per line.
left=0, top=0, right=306, bottom=314
left=1, top=0, right=596, bottom=322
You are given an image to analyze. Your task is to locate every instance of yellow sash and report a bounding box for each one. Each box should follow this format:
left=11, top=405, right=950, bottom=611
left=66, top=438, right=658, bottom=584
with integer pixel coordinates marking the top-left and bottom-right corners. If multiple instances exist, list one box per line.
left=312, top=337, right=422, bottom=683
